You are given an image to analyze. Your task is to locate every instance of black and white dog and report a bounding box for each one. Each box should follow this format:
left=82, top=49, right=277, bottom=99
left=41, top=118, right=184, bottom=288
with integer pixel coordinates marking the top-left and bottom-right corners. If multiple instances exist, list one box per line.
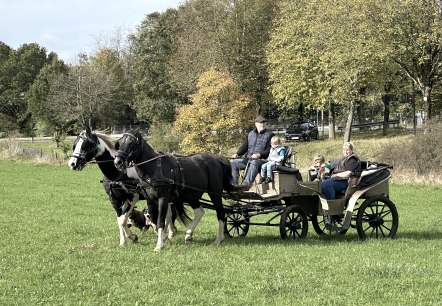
left=127, top=207, right=155, bottom=233
left=128, top=205, right=177, bottom=237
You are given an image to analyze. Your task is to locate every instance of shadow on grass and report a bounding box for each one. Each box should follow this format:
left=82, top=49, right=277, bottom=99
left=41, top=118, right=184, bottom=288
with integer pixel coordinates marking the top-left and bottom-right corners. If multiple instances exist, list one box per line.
left=127, top=227, right=442, bottom=249
left=220, top=230, right=442, bottom=246
left=395, top=230, right=442, bottom=240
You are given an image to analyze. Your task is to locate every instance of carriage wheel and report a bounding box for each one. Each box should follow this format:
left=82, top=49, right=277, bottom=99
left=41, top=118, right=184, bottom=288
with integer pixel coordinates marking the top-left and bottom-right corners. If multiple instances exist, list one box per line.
left=279, top=206, right=308, bottom=239
left=224, top=211, right=250, bottom=238
left=310, top=215, right=348, bottom=236
left=356, top=195, right=399, bottom=239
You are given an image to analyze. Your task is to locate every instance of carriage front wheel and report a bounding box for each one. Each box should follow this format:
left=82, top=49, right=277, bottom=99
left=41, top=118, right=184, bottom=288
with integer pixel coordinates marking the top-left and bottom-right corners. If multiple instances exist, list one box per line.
left=224, top=211, right=250, bottom=238
left=356, top=195, right=399, bottom=239
left=310, top=215, right=348, bottom=236
left=279, top=205, right=308, bottom=239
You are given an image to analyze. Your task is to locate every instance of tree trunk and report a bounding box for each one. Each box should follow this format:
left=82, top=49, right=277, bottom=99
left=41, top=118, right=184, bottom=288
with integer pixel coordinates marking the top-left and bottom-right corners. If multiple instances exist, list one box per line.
left=343, top=100, right=355, bottom=143
left=328, top=101, right=335, bottom=140
left=381, top=83, right=392, bottom=136
left=382, top=95, right=390, bottom=136
left=423, top=85, right=432, bottom=122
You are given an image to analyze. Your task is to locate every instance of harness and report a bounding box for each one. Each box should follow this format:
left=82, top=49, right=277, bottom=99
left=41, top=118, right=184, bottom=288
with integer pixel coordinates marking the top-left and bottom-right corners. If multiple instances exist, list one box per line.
left=115, top=132, right=229, bottom=199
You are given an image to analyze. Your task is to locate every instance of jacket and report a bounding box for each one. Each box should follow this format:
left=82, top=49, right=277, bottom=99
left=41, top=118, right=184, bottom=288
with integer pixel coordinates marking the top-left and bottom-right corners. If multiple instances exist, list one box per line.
left=236, top=128, right=274, bottom=159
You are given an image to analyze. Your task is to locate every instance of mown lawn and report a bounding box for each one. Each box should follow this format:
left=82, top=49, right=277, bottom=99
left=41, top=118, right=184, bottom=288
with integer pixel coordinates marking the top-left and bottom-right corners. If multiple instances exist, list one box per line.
left=0, top=161, right=441, bottom=305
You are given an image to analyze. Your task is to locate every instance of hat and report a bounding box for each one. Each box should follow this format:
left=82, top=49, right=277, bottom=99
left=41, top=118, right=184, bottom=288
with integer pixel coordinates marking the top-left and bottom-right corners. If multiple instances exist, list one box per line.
left=255, top=115, right=266, bottom=123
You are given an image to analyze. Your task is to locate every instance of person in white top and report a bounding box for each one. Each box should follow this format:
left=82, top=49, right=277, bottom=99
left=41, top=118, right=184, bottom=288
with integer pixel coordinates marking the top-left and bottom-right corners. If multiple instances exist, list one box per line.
left=259, top=136, right=286, bottom=184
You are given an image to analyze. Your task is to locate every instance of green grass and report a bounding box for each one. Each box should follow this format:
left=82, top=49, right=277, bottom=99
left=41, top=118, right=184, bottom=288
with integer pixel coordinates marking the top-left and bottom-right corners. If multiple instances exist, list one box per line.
left=1, top=161, right=441, bottom=305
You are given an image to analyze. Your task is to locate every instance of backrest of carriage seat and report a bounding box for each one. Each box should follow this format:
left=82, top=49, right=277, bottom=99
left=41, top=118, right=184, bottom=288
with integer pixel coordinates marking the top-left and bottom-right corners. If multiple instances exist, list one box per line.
left=283, top=146, right=293, bottom=166
left=360, top=160, right=370, bottom=170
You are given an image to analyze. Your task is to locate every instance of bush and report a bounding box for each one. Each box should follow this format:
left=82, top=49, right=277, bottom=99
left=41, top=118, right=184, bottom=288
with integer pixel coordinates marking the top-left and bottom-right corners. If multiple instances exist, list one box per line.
left=148, top=122, right=182, bottom=153
left=0, top=138, right=20, bottom=158
left=379, top=120, right=442, bottom=183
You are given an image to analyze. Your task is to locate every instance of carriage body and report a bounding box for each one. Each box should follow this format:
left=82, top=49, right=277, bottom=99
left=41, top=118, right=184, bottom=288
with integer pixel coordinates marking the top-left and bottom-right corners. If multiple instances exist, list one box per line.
left=224, top=160, right=398, bottom=240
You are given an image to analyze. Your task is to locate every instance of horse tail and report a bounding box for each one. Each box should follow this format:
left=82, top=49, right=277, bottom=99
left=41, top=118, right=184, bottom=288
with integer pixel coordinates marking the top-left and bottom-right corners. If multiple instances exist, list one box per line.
left=215, top=156, right=249, bottom=192
left=173, top=201, right=192, bottom=226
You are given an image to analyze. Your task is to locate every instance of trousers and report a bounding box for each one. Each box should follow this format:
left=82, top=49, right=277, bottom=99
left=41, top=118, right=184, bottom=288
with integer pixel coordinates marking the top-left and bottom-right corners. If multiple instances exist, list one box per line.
left=320, top=178, right=348, bottom=200
left=231, top=158, right=265, bottom=185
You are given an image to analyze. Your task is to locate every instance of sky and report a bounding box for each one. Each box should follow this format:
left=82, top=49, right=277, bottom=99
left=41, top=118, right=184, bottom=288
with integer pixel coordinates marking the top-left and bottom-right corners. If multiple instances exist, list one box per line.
left=0, top=0, right=183, bottom=62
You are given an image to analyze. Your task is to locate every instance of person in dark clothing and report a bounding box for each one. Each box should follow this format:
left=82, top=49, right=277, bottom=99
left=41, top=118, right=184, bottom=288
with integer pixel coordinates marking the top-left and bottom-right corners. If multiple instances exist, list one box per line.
left=320, top=142, right=361, bottom=200
left=231, top=115, right=275, bottom=186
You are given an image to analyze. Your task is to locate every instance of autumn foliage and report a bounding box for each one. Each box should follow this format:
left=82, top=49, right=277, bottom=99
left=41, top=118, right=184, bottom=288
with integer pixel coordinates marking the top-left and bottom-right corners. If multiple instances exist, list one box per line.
left=174, top=68, right=254, bottom=154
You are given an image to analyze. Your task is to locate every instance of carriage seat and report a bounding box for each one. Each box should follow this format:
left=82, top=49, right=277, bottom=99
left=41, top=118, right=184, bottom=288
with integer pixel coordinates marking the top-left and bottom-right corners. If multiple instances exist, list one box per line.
left=334, top=160, right=370, bottom=199
left=273, top=146, right=303, bottom=181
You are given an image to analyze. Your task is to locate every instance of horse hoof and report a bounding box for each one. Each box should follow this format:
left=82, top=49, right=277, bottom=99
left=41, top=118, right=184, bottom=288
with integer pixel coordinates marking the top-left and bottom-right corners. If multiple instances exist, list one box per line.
left=154, top=246, right=162, bottom=252
left=213, top=239, right=223, bottom=246
left=185, top=234, right=193, bottom=244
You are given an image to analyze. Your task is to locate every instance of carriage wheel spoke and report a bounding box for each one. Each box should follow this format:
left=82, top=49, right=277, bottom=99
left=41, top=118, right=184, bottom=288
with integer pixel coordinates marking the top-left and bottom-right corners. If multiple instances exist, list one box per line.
left=379, top=210, right=392, bottom=218
left=378, top=225, right=386, bottom=237
left=380, top=223, right=392, bottom=233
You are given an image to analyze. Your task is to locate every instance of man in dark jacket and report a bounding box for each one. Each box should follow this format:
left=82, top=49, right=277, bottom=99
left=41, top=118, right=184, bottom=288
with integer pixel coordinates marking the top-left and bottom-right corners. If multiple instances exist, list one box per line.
left=231, top=115, right=275, bottom=186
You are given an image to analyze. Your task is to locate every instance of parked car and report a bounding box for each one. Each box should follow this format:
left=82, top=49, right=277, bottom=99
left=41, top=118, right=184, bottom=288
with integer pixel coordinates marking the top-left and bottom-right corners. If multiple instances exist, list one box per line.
left=285, top=122, right=319, bottom=141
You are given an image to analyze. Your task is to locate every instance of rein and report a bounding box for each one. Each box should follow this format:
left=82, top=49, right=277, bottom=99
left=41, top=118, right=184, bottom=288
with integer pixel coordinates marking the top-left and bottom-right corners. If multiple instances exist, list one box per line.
left=130, top=154, right=167, bottom=167
left=87, top=159, right=115, bottom=164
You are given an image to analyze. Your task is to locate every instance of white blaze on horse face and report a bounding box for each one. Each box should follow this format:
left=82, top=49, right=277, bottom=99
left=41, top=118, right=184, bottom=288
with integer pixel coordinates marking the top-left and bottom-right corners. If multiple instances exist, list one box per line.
left=68, top=138, right=84, bottom=169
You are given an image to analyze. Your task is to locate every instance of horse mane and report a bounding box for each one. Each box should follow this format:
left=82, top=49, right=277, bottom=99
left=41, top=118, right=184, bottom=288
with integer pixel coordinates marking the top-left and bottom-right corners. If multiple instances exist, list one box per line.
left=94, top=131, right=115, bottom=150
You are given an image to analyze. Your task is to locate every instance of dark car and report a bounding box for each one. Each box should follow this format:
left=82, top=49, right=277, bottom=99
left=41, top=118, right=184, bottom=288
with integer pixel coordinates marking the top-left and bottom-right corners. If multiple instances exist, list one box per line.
left=285, top=122, right=319, bottom=141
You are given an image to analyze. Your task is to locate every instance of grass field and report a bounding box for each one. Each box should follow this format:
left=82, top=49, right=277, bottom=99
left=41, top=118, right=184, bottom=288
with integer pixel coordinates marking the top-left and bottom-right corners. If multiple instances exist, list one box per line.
left=1, top=160, right=441, bottom=305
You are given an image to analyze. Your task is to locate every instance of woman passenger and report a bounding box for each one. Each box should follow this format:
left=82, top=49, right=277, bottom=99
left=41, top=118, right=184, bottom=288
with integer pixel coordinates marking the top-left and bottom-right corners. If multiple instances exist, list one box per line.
left=320, top=142, right=360, bottom=200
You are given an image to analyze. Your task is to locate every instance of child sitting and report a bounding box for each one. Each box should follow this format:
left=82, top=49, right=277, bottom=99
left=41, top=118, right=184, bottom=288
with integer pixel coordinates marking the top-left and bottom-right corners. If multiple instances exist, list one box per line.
left=309, top=154, right=331, bottom=181
left=259, top=136, right=286, bottom=184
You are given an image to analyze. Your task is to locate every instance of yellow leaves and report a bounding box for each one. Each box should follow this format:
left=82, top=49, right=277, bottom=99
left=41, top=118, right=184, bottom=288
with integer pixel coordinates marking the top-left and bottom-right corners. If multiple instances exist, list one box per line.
left=173, top=68, right=253, bottom=154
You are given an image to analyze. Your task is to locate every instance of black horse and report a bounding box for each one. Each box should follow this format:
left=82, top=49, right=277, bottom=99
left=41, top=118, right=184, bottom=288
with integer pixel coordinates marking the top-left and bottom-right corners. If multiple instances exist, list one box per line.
left=114, top=129, right=240, bottom=251
left=68, top=127, right=178, bottom=245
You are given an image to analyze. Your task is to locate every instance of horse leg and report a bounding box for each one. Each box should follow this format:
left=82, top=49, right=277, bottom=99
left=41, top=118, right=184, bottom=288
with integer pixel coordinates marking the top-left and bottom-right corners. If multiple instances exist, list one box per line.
left=117, top=199, right=139, bottom=245
left=154, top=197, right=169, bottom=251
left=117, top=215, right=127, bottom=246
left=166, top=202, right=175, bottom=239
left=185, top=205, right=205, bottom=243
left=211, top=195, right=225, bottom=245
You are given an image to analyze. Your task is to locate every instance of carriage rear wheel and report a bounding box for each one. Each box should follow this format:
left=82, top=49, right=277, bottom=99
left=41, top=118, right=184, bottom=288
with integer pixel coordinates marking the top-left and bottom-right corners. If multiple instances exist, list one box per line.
left=310, top=215, right=348, bottom=236
left=356, top=195, right=399, bottom=239
left=224, top=211, right=250, bottom=238
left=279, top=205, right=308, bottom=239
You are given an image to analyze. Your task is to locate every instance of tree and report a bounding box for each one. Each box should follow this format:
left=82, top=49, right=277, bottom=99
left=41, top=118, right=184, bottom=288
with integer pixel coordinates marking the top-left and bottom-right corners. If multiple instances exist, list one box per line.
left=222, top=0, right=278, bottom=115
left=168, top=0, right=231, bottom=97
left=173, top=68, right=254, bottom=154
left=48, top=53, right=126, bottom=130
left=27, top=54, right=70, bottom=138
left=268, top=0, right=387, bottom=141
left=372, top=0, right=442, bottom=122
left=130, top=9, right=182, bottom=124
left=0, top=43, right=48, bottom=135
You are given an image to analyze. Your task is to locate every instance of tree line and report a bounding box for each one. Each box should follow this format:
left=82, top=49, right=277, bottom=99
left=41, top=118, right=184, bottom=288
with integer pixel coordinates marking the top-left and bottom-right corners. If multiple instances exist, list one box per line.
left=1, top=0, right=441, bottom=151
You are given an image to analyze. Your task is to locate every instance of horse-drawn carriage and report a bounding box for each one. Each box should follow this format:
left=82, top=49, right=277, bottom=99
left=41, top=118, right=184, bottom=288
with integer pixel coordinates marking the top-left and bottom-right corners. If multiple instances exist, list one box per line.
left=69, top=128, right=399, bottom=251
left=220, top=155, right=399, bottom=240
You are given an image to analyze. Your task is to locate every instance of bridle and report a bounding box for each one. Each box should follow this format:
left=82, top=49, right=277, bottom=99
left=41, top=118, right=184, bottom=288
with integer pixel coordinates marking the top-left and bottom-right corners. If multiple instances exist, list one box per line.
left=71, top=133, right=99, bottom=164
left=116, top=132, right=145, bottom=166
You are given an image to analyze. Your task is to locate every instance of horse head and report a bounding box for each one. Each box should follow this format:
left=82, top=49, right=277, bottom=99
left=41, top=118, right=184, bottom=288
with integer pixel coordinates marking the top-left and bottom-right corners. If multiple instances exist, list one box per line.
left=68, top=126, right=100, bottom=171
left=114, top=129, right=144, bottom=171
